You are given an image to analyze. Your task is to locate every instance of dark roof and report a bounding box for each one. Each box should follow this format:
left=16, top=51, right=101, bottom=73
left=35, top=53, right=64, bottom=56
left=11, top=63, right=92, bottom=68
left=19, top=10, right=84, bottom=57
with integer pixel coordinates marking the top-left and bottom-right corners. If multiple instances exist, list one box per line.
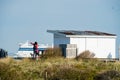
left=48, top=30, right=116, bottom=36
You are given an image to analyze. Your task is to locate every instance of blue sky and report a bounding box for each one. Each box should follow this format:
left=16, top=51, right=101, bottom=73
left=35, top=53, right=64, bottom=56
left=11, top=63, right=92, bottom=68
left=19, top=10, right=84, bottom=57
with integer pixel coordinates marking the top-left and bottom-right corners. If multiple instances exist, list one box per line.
left=0, top=0, right=120, bottom=56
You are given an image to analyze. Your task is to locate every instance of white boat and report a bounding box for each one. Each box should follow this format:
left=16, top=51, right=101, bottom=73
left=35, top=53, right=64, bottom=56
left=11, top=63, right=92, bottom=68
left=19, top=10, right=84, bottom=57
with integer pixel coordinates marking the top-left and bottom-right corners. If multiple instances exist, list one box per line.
left=15, top=41, right=52, bottom=58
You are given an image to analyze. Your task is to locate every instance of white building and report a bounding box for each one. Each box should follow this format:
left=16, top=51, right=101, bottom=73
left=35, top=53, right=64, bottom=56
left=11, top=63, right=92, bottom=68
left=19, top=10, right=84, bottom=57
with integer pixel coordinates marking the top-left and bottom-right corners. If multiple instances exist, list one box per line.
left=47, top=30, right=117, bottom=58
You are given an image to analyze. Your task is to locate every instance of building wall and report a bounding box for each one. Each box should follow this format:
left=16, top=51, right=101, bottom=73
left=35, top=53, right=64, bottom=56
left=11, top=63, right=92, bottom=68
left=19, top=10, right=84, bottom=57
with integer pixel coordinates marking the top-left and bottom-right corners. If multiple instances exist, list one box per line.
left=96, top=38, right=115, bottom=58
left=70, top=38, right=86, bottom=56
left=70, top=37, right=116, bottom=58
left=54, top=34, right=70, bottom=47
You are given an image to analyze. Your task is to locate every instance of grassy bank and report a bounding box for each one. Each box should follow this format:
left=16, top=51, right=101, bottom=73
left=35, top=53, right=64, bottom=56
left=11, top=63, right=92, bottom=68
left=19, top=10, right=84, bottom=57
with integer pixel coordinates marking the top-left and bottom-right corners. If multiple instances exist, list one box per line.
left=0, top=57, right=120, bottom=80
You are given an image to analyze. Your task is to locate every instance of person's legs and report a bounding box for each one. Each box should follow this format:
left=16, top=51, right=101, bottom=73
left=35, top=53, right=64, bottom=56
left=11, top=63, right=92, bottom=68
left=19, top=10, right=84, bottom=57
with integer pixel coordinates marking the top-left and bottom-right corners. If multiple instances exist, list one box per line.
left=35, top=53, right=39, bottom=61
left=36, top=55, right=38, bottom=61
left=33, top=51, right=36, bottom=59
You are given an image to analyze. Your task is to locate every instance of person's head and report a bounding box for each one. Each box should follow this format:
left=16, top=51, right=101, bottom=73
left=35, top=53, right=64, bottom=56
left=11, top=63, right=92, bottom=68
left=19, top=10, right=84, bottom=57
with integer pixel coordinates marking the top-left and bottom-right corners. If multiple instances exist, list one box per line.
left=35, top=42, right=38, bottom=45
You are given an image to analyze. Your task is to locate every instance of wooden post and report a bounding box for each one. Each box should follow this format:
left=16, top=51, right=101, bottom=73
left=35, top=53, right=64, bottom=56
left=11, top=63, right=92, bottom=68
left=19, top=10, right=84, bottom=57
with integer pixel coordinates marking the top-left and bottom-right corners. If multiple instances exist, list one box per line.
left=45, top=71, right=47, bottom=80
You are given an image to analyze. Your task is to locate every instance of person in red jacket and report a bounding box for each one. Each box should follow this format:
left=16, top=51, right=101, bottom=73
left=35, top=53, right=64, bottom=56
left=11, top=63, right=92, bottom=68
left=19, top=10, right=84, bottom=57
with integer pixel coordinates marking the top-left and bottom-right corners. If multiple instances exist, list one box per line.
left=30, top=41, right=39, bottom=60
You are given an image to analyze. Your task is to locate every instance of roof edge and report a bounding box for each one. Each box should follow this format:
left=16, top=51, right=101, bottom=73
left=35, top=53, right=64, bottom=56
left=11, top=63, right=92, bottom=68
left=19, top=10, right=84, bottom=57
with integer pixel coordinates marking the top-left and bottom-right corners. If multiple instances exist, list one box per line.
left=66, top=35, right=117, bottom=38
left=47, top=30, right=117, bottom=37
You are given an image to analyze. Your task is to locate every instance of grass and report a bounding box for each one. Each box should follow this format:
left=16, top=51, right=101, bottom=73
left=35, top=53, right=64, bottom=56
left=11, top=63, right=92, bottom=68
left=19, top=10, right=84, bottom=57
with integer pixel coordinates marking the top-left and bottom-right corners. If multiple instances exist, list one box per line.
left=0, top=57, right=120, bottom=80
left=0, top=49, right=120, bottom=80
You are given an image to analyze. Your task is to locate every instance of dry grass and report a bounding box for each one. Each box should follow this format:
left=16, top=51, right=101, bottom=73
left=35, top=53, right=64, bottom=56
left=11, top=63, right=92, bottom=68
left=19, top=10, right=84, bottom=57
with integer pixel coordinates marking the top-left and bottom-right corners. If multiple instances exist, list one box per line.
left=42, top=47, right=62, bottom=59
left=76, top=50, right=95, bottom=59
left=0, top=51, right=120, bottom=80
left=0, top=57, right=14, bottom=64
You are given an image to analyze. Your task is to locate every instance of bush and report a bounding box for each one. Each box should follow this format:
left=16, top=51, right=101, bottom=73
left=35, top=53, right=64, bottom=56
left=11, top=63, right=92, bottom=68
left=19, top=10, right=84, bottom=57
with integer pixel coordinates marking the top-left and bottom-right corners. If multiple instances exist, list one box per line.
left=0, top=62, right=24, bottom=80
left=76, top=50, right=95, bottom=59
left=42, top=47, right=62, bottom=59
left=94, top=70, right=120, bottom=80
left=0, top=48, right=8, bottom=58
left=43, top=65, right=96, bottom=80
